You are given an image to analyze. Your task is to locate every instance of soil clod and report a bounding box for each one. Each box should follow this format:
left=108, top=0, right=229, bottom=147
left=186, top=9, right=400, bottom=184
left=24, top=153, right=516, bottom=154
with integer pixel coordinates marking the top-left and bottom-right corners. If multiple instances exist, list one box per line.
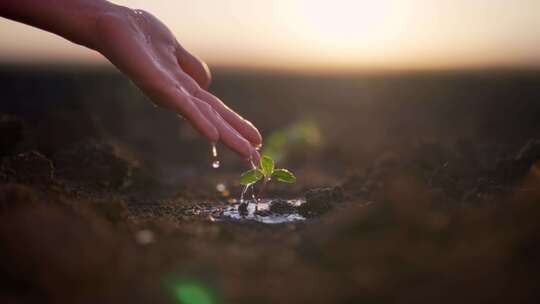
left=52, top=140, right=132, bottom=188
left=300, top=186, right=344, bottom=217
left=0, top=151, right=54, bottom=185
left=238, top=202, right=248, bottom=215
left=269, top=199, right=297, bottom=214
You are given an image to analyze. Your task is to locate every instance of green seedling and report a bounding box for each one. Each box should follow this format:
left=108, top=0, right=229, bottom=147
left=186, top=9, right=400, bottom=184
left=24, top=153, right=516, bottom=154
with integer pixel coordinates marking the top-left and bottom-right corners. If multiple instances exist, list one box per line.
left=239, top=155, right=296, bottom=187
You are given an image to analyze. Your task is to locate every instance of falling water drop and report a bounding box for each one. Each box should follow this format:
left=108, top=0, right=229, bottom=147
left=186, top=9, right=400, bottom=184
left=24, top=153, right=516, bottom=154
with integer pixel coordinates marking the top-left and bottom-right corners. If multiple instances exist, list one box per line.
left=212, top=143, right=218, bottom=157
left=240, top=184, right=251, bottom=203
left=248, top=156, right=256, bottom=169
left=211, top=143, right=220, bottom=169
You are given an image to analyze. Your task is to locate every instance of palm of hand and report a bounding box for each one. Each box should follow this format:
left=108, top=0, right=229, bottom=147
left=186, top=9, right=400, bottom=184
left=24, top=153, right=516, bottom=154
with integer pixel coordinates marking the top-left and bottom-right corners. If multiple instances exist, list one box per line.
left=94, top=8, right=261, bottom=162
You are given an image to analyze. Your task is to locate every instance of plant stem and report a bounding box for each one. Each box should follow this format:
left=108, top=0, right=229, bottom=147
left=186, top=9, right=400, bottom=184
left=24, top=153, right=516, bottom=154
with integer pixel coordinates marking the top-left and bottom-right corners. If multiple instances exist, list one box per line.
left=258, top=179, right=269, bottom=200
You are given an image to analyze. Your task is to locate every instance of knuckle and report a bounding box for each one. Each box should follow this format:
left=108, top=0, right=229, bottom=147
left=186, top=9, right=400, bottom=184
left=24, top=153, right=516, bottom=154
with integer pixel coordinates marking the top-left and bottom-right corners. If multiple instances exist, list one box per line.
left=179, top=76, right=201, bottom=95
left=197, top=100, right=214, bottom=114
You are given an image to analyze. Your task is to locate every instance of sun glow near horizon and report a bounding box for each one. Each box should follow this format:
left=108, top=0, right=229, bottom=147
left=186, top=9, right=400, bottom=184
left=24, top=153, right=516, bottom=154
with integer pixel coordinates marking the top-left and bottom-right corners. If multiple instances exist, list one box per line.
left=275, top=1, right=409, bottom=64
left=0, top=0, right=539, bottom=71
left=257, top=0, right=540, bottom=71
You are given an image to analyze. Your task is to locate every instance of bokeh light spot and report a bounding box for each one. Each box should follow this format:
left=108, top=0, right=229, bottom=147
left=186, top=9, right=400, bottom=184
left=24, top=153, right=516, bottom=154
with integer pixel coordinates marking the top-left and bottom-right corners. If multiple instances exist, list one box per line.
left=173, top=282, right=214, bottom=304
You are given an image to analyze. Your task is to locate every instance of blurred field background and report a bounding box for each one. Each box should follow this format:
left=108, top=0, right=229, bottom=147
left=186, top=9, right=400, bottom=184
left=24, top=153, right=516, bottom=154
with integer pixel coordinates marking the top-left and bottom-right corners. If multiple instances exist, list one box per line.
left=1, top=0, right=539, bottom=175
left=1, top=65, right=539, bottom=178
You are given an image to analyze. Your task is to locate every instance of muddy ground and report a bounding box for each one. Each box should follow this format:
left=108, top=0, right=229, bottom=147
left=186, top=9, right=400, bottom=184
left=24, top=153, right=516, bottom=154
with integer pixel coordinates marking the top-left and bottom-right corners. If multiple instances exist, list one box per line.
left=1, top=66, right=540, bottom=303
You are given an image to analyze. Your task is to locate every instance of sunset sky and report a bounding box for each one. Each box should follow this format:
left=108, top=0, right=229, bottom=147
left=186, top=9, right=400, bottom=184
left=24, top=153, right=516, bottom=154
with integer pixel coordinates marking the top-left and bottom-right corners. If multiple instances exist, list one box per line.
left=0, top=0, right=539, bottom=71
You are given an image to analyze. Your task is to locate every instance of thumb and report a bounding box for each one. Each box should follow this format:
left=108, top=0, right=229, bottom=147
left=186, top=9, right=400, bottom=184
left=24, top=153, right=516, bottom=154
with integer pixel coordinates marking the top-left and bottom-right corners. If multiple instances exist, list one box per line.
left=175, top=43, right=212, bottom=90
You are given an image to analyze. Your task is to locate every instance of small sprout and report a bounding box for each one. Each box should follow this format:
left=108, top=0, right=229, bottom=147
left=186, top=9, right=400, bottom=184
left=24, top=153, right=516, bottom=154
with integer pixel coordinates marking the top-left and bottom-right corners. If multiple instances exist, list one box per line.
left=260, top=155, right=275, bottom=178
left=239, top=155, right=296, bottom=187
left=272, top=169, right=296, bottom=183
left=239, top=169, right=263, bottom=185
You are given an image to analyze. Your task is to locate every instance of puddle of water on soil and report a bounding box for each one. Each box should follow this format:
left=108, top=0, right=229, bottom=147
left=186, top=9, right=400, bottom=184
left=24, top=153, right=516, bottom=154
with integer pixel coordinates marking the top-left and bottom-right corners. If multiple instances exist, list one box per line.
left=220, top=199, right=306, bottom=224
left=128, top=199, right=306, bottom=224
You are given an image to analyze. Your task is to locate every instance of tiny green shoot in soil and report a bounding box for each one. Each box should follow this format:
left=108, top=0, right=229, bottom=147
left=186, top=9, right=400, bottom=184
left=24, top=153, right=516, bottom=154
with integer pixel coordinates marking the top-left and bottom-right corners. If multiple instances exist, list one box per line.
left=239, top=155, right=296, bottom=186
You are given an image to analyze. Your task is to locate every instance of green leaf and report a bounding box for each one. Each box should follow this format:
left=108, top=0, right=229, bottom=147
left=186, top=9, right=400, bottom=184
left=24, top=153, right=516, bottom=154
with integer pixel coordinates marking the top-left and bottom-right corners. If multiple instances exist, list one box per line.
left=239, top=169, right=263, bottom=185
left=272, top=169, right=296, bottom=183
left=260, top=155, right=275, bottom=178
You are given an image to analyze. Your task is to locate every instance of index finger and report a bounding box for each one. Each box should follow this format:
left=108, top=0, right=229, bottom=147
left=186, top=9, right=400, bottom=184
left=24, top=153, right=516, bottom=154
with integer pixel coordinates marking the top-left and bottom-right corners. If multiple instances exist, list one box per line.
left=194, top=89, right=262, bottom=148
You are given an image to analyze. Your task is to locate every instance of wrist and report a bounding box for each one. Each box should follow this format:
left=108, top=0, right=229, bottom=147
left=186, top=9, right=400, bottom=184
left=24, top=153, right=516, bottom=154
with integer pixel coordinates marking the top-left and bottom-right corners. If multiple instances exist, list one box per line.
left=0, top=0, right=125, bottom=50
left=72, top=1, right=124, bottom=50
left=82, top=3, right=139, bottom=55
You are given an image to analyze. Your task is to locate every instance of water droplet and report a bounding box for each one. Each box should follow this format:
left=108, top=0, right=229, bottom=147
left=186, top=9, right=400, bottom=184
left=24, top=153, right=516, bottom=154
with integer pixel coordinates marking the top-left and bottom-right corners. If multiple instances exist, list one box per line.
left=240, top=183, right=258, bottom=204
left=211, top=144, right=218, bottom=157
left=240, top=184, right=251, bottom=203
left=220, top=198, right=306, bottom=224
left=247, top=156, right=256, bottom=169
left=211, top=143, right=220, bottom=169
left=216, top=183, right=226, bottom=192
left=216, top=183, right=229, bottom=197
left=135, top=229, right=155, bottom=245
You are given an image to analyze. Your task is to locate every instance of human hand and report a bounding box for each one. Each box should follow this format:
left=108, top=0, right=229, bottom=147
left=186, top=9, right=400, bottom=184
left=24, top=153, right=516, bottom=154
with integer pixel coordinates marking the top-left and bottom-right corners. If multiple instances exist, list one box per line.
left=90, top=6, right=262, bottom=164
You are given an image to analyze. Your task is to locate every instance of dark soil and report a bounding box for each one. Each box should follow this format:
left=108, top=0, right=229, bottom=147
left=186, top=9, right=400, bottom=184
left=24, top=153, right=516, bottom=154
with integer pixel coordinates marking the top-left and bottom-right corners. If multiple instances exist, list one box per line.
left=1, top=66, right=540, bottom=303
left=299, top=186, right=344, bottom=217
left=269, top=199, right=296, bottom=214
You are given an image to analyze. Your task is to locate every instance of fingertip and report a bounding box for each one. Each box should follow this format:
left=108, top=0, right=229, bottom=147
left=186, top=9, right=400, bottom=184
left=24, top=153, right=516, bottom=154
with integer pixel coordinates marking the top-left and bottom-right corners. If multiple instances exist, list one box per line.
left=235, top=141, right=259, bottom=167
left=244, top=151, right=260, bottom=169
left=242, top=119, right=263, bottom=147
left=252, top=129, right=263, bottom=148
left=196, top=112, right=219, bottom=142
left=249, top=148, right=261, bottom=167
